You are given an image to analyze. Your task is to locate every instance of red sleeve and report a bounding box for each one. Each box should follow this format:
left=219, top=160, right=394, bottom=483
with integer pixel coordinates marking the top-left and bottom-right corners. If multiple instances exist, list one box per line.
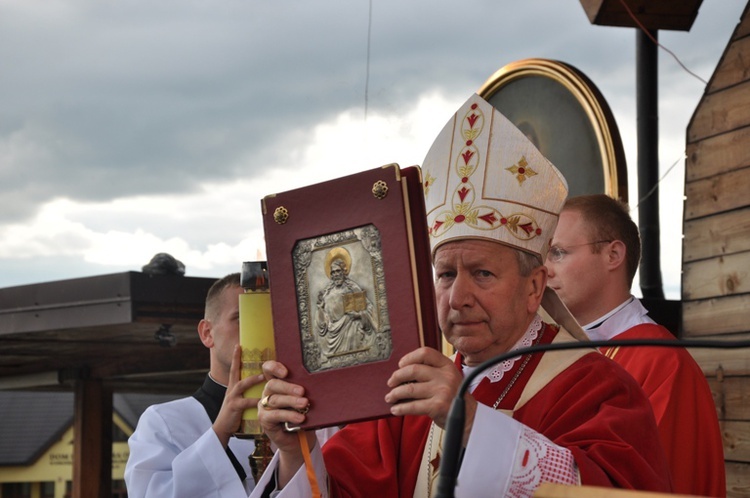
left=322, top=415, right=431, bottom=497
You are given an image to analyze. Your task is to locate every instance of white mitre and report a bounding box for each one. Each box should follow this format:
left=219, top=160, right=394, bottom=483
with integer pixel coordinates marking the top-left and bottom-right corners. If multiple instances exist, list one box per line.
left=421, top=93, right=587, bottom=341
left=422, top=93, right=567, bottom=262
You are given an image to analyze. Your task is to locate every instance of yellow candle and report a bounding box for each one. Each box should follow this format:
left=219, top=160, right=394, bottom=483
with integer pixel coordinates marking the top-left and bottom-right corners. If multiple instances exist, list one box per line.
left=237, top=289, right=275, bottom=436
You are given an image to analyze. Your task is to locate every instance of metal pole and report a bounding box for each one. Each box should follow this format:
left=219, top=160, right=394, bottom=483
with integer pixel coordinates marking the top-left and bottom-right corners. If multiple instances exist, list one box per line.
left=636, top=28, right=665, bottom=299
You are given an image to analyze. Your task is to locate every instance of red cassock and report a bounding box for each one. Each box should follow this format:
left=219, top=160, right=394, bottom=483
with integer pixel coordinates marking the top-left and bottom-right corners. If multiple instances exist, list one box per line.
left=603, top=324, right=726, bottom=497
left=320, top=323, right=672, bottom=497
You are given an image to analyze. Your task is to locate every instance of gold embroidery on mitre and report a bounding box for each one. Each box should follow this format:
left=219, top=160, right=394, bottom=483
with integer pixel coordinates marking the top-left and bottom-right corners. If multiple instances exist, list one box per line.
left=462, top=103, right=485, bottom=142
left=502, top=213, right=543, bottom=240
left=423, top=172, right=436, bottom=196
left=430, top=208, right=541, bottom=241
left=506, top=156, right=538, bottom=185
left=426, top=102, right=542, bottom=242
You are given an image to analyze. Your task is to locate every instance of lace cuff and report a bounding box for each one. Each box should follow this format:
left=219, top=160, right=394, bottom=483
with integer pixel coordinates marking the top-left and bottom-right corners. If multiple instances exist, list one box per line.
left=458, top=404, right=579, bottom=497
left=506, top=426, right=580, bottom=497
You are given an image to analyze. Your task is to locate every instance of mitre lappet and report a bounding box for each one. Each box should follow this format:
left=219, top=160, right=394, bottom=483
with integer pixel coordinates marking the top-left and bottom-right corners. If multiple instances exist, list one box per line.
left=421, top=93, right=587, bottom=341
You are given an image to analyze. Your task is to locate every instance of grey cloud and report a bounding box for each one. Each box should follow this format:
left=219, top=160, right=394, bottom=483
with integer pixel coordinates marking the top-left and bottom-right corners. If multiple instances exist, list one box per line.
left=0, top=0, right=746, bottom=288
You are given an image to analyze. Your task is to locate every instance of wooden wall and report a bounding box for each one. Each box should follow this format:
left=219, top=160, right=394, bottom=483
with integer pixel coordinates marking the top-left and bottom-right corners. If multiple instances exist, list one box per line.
left=684, top=3, right=750, bottom=496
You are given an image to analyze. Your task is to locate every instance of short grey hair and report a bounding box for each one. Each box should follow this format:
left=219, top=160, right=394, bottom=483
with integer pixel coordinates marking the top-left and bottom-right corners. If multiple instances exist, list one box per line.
left=516, top=250, right=542, bottom=277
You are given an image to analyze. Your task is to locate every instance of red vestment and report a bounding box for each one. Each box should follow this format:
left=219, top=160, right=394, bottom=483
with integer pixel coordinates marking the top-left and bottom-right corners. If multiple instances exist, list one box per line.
left=603, top=324, right=726, bottom=497
left=320, top=323, right=672, bottom=497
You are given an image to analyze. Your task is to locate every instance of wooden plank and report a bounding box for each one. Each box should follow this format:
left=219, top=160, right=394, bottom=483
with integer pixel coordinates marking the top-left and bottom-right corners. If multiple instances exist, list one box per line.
left=703, top=377, right=724, bottom=418
left=683, top=295, right=750, bottom=336
left=707, top=36, right=750, bottom=94
left=578, top=0, right=703, bottom=31
left=722, top=377, right=750, bottom=421
left=73, top=379, right=112, bottom=498
left=689, top=81, right=750, bottom=143
left=684, top=207, right=750, bottom=262
left=724, top=421, right=750, bottom=462
left=692, top=334, right=750, bottom=377
left=735, top=12, right=750, bottom=39
left=684, top=166, right=750, bottom=220
left=707, top=376, right=750, bottom=421
left=683, top=251, right=750, bottom=300
left=726, top=461, right=750, bottom=498
left=686, top=125, right=750, bottom=181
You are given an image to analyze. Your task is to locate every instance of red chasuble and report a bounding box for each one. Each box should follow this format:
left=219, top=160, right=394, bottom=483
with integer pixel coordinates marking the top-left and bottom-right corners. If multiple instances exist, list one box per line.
left=320, top=323, right=672, bottom=497
left=602, top=324, right=726, bottom=497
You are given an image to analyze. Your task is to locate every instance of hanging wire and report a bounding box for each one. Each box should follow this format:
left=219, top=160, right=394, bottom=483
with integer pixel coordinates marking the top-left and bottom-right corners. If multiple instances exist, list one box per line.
left=633, top=154, right=685, bottom=209
left=616, top=0, right=706, bottom=210
left=617, top=0, right=708, bottom=85
left=364, top=0, right=372, bottom=122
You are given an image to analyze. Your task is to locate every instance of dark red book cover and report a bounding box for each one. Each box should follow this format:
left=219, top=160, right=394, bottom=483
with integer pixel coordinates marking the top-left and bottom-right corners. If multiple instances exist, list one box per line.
left=261, top=164, right=439, bottom=430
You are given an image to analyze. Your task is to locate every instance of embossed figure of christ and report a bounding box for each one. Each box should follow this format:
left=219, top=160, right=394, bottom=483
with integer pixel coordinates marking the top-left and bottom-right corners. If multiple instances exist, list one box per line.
left=316, top=250, right=375, bottom=361
left=293, top=226, right=393, bottom=374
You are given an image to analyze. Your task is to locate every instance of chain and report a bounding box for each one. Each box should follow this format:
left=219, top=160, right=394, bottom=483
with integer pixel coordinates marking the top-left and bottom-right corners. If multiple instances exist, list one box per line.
left=491, top=351, right=533, bottom=409
left=492, top=325, right=545, bottom=409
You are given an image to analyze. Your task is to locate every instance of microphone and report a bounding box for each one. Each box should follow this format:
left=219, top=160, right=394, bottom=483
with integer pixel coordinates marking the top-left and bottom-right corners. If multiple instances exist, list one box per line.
left=434, top=336, right=750, bottom=498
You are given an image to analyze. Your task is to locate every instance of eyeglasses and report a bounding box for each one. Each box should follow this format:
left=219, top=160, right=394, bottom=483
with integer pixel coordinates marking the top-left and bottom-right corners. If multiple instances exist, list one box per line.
left=547, top=240, right=612, bottom=263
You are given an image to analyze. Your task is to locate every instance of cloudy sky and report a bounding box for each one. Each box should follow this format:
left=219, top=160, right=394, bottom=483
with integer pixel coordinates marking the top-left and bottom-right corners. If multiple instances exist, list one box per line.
left=0, top=0, right=746, bottom=299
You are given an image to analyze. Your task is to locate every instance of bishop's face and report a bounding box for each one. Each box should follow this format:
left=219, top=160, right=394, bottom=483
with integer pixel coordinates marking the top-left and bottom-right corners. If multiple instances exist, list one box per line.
left=433, top=239, right=545, bottom=367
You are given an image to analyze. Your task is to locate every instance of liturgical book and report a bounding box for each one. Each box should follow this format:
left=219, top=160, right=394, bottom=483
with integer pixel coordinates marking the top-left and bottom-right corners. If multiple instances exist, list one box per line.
left=261, top=163, right=440, bottom=430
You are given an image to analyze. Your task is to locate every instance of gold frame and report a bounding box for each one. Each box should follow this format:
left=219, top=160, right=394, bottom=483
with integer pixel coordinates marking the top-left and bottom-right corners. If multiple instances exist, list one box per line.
left=478, top=58, right=628, bottom=202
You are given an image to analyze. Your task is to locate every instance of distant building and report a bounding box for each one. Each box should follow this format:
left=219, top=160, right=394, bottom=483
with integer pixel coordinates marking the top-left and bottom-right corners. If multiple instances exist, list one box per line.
left=0, top=391, right=180, bottom=498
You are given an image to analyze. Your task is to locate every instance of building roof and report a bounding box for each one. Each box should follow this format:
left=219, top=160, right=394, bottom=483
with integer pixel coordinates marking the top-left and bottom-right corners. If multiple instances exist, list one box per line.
left=0, top=271, right=215, bottom=393
left=0, top=390, right=181, bottom=466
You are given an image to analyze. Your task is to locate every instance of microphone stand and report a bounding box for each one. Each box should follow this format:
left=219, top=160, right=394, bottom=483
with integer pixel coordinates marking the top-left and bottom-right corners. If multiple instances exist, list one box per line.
left=434, top=336, right=750, bottom=498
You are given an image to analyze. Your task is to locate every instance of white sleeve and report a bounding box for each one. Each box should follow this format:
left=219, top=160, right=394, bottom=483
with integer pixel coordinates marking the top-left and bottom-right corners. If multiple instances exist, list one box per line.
left=249, top=434, right=330, bottom=498
left=455, top=403, right=579, bottom=497
left=125, top=406, right=249, bottom=498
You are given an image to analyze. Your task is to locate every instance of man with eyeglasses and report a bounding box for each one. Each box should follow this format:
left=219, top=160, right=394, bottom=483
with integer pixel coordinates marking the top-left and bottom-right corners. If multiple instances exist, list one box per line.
left=546, top=194, right=726, bottom=498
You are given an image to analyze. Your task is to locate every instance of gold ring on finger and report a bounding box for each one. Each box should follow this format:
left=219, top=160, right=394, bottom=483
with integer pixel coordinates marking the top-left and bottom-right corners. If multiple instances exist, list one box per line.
left=260, top=394, right=272, bottom=409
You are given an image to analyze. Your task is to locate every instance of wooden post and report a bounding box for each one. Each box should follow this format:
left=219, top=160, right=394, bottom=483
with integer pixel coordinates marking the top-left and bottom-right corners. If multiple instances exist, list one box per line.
left=73, top=378, right=113, bottom=498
